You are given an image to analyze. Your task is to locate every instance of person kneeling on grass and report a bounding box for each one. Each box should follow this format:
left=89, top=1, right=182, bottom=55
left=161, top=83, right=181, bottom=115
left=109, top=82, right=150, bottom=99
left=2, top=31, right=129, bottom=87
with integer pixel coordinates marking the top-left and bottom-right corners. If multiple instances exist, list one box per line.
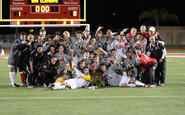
left=119, top=70, right=146, bottom=88
left=49, top=66, right=91, bottom=90
left=100, top=63, right=146, bottom=88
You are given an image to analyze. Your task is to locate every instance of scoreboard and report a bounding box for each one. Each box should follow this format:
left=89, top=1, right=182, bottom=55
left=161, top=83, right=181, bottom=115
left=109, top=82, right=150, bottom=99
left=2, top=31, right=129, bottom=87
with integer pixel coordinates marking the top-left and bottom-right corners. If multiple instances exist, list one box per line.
left=10, top=0, right=82, bottom=25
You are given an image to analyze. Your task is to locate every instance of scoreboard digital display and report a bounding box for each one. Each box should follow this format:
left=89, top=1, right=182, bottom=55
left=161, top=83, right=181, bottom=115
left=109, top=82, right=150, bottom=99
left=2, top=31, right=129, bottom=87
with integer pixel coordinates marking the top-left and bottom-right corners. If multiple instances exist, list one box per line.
left=28, top=0, right=63, bottom=4
left=10, top=0, right=81, bottom=24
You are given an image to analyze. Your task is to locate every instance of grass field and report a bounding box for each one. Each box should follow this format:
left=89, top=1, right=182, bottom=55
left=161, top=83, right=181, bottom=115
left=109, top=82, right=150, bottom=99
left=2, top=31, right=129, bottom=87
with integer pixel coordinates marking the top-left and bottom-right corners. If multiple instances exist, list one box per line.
left=0, top=51, right=185, bottom=115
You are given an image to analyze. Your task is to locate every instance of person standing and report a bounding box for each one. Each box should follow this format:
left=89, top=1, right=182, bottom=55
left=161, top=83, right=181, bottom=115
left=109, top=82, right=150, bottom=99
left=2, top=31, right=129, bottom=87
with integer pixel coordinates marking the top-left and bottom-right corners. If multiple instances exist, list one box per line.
left=8, top=32, right=27, bottom=87
left=147, top=36, right=166, bottom=86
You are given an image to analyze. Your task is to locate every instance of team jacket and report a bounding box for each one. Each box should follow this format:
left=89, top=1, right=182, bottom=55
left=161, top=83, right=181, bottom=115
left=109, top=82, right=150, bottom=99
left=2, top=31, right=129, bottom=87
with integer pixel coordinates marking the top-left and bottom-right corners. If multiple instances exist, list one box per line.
left=138, top=53, right=157, bottom=71
left=147, top=43, right=166, bottom=60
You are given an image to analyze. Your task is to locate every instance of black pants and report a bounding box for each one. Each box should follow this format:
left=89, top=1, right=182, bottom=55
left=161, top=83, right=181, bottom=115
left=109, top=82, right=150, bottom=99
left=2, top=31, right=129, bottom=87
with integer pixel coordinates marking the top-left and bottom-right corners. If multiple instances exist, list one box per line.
left=40, top=72, right=55, bottom=86
left=28, top=71, right=38, bottom=86
left=155, top=58, right=166, bottom=84
left=142, top=62, right=158, bottom=85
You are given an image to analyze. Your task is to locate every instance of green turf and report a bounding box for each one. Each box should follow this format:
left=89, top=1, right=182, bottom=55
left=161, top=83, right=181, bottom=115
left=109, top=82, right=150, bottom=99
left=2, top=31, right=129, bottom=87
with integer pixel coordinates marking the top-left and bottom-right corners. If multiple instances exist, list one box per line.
left=0, top=58, right=185, bottom=115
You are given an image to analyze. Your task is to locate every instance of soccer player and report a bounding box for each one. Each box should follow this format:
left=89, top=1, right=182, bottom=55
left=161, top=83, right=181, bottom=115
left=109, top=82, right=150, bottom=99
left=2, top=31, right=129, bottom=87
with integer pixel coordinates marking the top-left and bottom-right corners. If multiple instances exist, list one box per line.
left=148, top=26, right=164, bottom=46
left=104, top=29, right=115, bottom=50
left=125, top=27, right=137, bottom=46
left=147, top=36, right=166, bottom=86
left=94, top=47, right=109, bottom=60
left=20, top=34, right=35, bottom=87
left=137, top=25, right=150, bottom=38
left=50, top=66, right=91, bottom=90
left=100, top=63, right=146, bottom=87
left=32, top=35, right=45, bottom=50
left=8, top=32, right=27, bottom=87
left=85, top=38, right=98, bottom=53
left=39, top=29, right=47, bottom=41
left=108, top=49, right=124, bottom=67
left=133, top=33, right=147, bottom=53
left=43, top=36, right=54, bottom=52
left=71, top=32, right=84, bottom=61
left=43, top=45, right=56, bottom=63
left=53, top=31, right=62, bottom=49
left=107, top=33, right=128, bottom=58
left=82, top=27, right=91, bottom=44
left=61, top=31, right=72, bottom=56
left=124, top=51, right=140, bottom=80
left=54, top=45, right=71, bottom=75
left=28, top=45, right=44, bottom=88
left=95, top=26, right=107, bottom=48
left=39, top=56, right=58, bottom=87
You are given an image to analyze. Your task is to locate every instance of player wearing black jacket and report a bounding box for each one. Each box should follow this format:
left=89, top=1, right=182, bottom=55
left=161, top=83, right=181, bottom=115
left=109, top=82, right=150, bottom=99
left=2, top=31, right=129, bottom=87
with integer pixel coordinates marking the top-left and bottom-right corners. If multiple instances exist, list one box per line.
left=39, top=56, right=58, bottom=87
left=28, top=45, right=44, bottom=88
left=8, top=32, right=27, bottom=87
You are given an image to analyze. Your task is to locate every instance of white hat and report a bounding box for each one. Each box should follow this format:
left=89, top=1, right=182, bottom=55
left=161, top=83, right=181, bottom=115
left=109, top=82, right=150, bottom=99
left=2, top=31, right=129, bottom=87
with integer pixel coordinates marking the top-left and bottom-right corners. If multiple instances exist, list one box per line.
left=149, top=26, right=156, bottom=32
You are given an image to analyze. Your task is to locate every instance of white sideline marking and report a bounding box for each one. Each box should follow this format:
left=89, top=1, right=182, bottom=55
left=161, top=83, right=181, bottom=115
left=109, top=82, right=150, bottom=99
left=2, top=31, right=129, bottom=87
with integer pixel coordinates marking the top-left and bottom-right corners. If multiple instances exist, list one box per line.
left=0, top=96, right=185, bottom=100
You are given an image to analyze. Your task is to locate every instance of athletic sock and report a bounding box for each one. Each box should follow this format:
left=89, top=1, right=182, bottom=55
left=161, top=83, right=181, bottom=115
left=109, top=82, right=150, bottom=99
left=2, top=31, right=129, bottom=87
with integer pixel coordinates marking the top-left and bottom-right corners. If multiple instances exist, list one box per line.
left=13, top=72, right=17, bottom=84
left=53, top=85, right=66, bottom=90
left=20, top=73, right=26, bottom=83
left=9, top=72, right=15, bottom=85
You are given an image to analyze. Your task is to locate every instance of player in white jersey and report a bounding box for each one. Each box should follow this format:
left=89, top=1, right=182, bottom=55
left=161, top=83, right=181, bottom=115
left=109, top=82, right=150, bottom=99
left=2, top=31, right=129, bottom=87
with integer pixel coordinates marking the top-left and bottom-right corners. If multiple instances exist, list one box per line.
left=107, top=33, right=128, bottom=58
left=133, top=33, right=147, bottom=53
left=50, top=66, right=91, bottom=90
left=119, top=72, right=146, bottom=87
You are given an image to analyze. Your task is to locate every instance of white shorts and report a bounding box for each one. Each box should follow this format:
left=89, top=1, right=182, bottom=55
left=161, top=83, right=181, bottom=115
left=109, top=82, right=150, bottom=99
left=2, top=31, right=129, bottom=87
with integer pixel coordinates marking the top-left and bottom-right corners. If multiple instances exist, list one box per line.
left=65, top=79, right=78, bottom=89
left=119, top=76, right=130, bottom=86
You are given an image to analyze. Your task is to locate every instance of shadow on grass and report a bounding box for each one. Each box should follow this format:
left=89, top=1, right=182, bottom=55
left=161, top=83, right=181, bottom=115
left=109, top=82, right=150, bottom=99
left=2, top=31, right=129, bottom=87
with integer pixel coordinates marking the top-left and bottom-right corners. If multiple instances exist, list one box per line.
left=0, top=85, right=13, bottom=89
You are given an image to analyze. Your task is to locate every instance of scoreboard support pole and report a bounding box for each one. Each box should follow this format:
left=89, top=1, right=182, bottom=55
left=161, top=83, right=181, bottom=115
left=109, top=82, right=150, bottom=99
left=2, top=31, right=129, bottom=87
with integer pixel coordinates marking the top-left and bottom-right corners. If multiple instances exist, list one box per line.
left=42, top=21, right=45, bottom=29
left=0, top=0, right=2, bottom=20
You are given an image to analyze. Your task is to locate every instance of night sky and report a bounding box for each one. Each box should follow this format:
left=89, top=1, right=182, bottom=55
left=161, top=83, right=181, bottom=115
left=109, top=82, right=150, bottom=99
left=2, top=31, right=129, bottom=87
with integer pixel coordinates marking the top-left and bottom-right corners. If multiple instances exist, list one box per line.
left=2, top=0, right=185, bottom=30
left=86, top=0, right=185, bottom=30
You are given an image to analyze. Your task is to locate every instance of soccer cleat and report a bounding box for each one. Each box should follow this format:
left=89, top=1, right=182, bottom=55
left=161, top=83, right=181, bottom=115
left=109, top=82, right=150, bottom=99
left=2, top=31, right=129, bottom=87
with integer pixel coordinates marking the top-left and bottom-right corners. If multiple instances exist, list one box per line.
left=149, top=85, right=156, bottom=88
left=88, top=86, right=98, bottom=90
left=160, top=83, right=165, bottom=86
left=21, top=83, right=27, bottom=87
left=11, top=83, right=20, bottom=87
left=28, top=85, right=34, bottom=88
left=144, top=85, right=149, bottom=88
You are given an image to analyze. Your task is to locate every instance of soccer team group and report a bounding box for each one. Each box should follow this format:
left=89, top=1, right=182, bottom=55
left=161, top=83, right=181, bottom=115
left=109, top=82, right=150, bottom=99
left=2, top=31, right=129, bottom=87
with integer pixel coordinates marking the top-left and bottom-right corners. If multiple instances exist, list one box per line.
left=8, top=25, right=166, bottom=90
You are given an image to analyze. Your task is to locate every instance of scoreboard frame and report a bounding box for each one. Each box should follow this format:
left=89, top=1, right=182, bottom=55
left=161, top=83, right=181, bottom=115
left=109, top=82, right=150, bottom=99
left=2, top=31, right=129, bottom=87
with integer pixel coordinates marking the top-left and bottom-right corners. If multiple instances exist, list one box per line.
left=0, top=0, right=86, bottom=22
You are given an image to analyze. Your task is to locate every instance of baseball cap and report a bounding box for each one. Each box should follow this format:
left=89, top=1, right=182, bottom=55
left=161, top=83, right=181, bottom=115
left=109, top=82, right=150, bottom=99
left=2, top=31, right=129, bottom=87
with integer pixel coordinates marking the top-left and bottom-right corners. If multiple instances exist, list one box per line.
left=149, top=27, right=156, bottom=32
